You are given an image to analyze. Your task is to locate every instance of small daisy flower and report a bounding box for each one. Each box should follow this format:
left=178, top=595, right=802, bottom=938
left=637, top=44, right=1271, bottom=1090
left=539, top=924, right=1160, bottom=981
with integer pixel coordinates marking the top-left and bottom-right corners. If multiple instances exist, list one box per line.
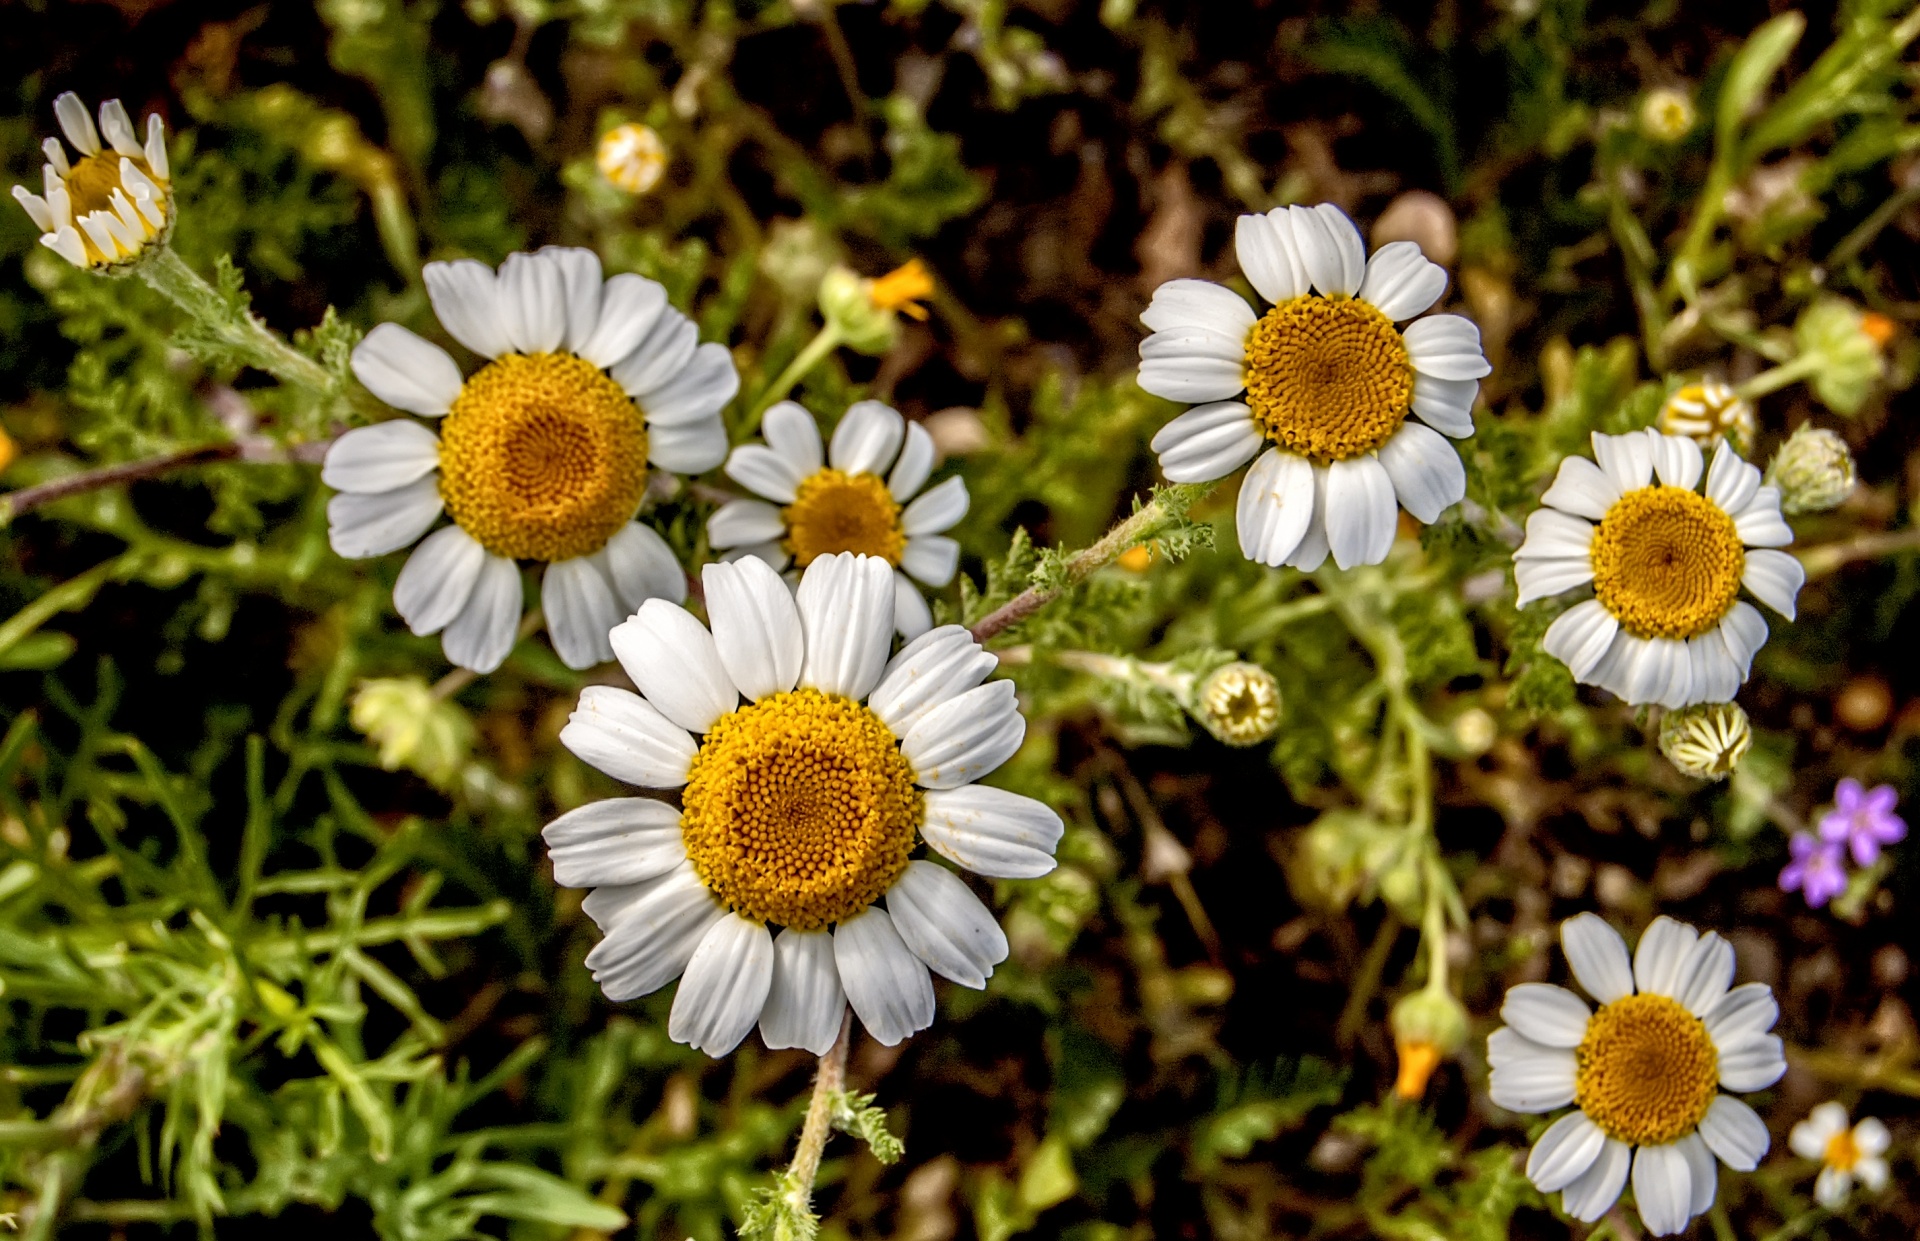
left=325, top=247, right=736, bottom=672
left=1489, top=914, right=1785, bottom=1237
left=1790, top=1102, right=1891, bottom=1208
left=707, top=400, right=967, bottom=639
left=1515, top=429, right=1804, bottom=709
left=1657, top=381, right=1756, bottom=456
left=1779, top=833, right=1848, bottom=909
left=1137, top=202, right=1490, bottom=570
left=1817, top=778, right=1906, bottom=867
left=596, top=123, right=667, bottom=195
left=545, top=553, right=1063, bottom=1055
left=13, top=92, right=172, bottom=271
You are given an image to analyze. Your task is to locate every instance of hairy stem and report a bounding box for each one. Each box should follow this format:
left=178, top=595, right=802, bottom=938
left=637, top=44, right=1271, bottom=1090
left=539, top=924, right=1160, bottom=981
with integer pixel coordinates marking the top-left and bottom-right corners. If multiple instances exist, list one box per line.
left=784, top=1011, right=854, bottom=1209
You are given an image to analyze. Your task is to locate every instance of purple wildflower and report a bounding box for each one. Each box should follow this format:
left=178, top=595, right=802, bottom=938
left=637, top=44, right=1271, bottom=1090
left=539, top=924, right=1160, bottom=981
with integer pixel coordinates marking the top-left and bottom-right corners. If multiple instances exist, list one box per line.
left=1780, top=833, right=1848, bottom=909
left=1818, top=778, right=1907, bottom=867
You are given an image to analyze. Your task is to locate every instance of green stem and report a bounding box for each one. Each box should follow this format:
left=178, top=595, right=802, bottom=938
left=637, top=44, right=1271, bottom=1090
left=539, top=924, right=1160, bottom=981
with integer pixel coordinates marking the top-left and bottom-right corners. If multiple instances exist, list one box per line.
left=0, top=554, right=137, bottom=660
left=744, top=323, right=843, bottom=432
left=780, top=1012, right=853, bottom=1219
left=1735, top=353, right=1824, bottom=402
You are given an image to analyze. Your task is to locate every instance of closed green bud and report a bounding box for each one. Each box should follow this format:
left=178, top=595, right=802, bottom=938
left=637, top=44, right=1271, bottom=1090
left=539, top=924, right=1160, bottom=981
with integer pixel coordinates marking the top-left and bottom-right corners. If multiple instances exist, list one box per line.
left=1794, top=299, right=1887, bottom=416
left=818, top=259, right=933, bottom=356
left=1390, top=987, right=1469, bottom=1055
left=1765, top=424, right=1856, bottom=514
left=1638, top=86, right=1696, bottom=143
left=1658, top=701, right=1753, bottom=782
left=350, top=677, right=475, bottom=789
left=1189, top=661, right=1280, bottom=747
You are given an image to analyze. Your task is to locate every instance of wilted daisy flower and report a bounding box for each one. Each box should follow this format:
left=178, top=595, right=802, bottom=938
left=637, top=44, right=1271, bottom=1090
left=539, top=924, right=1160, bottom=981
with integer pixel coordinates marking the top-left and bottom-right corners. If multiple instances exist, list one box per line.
left=596, top=123, right=666, bottom=194
left=325, top=247, right=735, bottom=672
left=1515, top=429, right=1803, bottom=708
left=1658, top=381, right=1756, bottom=456
left=1491, top=915, right=1785, bottom=1235
left=1138, top=202, right=1489, bottom=570
left=1790, top=1103, right=1891, bottom=1208
left=13, top=92, right=172, bottom=270
left=707, top=400, right=966, bottom=638
left=546, top=553, right=1062, bottom=1055
left=1658, top=701, right=1752, bottom=781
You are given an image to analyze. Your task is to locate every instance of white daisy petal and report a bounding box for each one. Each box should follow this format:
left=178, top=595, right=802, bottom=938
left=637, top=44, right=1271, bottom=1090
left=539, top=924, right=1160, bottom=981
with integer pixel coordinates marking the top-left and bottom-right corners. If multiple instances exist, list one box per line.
left=583, top=862, right=723, bottom=1002
left=1235, top=449, right=1315, bottom=567
left=1658, top=638, right=1701, bottom=711
left=1620, top=635, right=1691, bottom=709
left=725, top=446, right=808, bottom=504
left=708, top=499, right=788, bottom=549
left=393, top=524, right=487, bottom=636
left=902, top=681, right=1024, bottom=789
left=1716, top=1034, right=1787, bottom=1092
left=893, top=572, right=933, bottom=640
left=1733, top=491, right=1795, bottom=548
left=1562, top=913, right=1636, bottom=1004
left=1541, top=455, right=1622, bottom=520
left=760, top=929, right=847, bottom=1054
left=885, top=860, right=1008, bottom=988
left=542, top=796, right=685, bottom=888
left=1325, top=455, right=1398, bottom=569
left=902, top=476, right=969, bottom=536
left=99, top=100, right=141, bottom=156
left=1679, top=1132, right=1719, bottom=1219
left=1137, top=344, right=1249, bottom=404
left=1290, top=203, right=1366, bottom=297
left=1688, top=632, right=1743, bottom=704
left=1486, top=1028, right=1578, bottom=1112
left=1704, top=983, right=1779, bottom=1047
left=1790, top=1102, right=1849, bottom=1158
left=639, top=342, right=739, bottom=428
left=669, top=915, right=775, bottom=1057
left=1500, top=984, right=1592, bottom=1048
left=1402, top=314, right=1492, bottom=381
left=920, top=786, right=1063, bottom=879
left=829, top=400, right=906, bottom=476
left=1376, top=422, right=1465, bottom=523
left=1814, top=1166, right=1852, bottom=1209
left=1742, top=550, right=1804, bottom=620
left=143, top=114, right=169, bottom=180
left=559, top=685, right=696, bottom=788
left=762, top=401, right=826, bottom=479
left=833, top=907, right=935, bottom=1047
left=1140, top=276, right=1261, bottom=336
left=1231, top=215, right=1310, bottom=306
left=1284, top=464, right=1332, bottom=571
left=599, top=521, right=688, bottom=613
left=11, top=186, right=53, bottom=232
left=349, top=324, right=464, bottom=417
left=1527, top=1112, right=1607, bottom=1194
left=889, top=423, right=937, bottom=501
left=577, top=273, right=669, bottom=370
left=1152, top=401, right=1264, bottom=484
left=1592, top=429, right=1655, bottom=494
left=1542, top=601, right=1622, bottom=680
left=1409, top=373, right=1478, bottom=438
left=1633, top=916, right=1699, bottom=998
left=321, top=419, right=443, bottom=493
left=1857, top=1156, right=1890, bottom=1192
left=1717, top=602, right=1769, bottom=681
left=796, top=552, right=896, bottom=701
left=540, top=245, right=604, bottom=354
left=1632, top=1143, right=1694, bottom=1238
left=1855, top=1116, right=1891, bottom=1157
left=703, top=556, right=804, bottom=701
left=1699, top=1096, right=1769, bottom=1172
left=1704, top=442, right=1762, bottom=515
left=441, top=554, right=523, bottom=673
left=1561, top=1139, right=1631, bottom=1223
left=869, top=625, right=998, bottom=738
left=497, top=251, right=568, bottom=354
left=724, top=541, right=790, bottom=570
left=1650, top=432, right=1704, bottom=490
left=424, top=258, right=514, bottom=359
left=326, top=478, right=444, bottom=559
left=544, top=556, right=624, bottom=669
left=610, top=600, right=738, bottom=733
left=1516, top=557, right=1599, bottom=608
left=900, top=536, right=961, bottom=587
left=1672, top=932, right=1736, bottom=1017
left=1356, top=240, right=1448, bottom=321
left=647, top=416, right=730, bottom=474
left=43, top=226, right=88, bottom=269
left=53, top=92, right=101, bottom=155
left=610, top=309, right=697, bottom=398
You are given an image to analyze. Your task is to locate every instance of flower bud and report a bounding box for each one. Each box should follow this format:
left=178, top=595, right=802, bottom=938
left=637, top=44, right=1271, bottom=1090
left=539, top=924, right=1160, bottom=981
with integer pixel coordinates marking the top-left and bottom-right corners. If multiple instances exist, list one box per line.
left=1188, top=661, right=1280, bottom=747
left=1449, top=707, right=1496, bottom=756
left=16, top=92, right=174, bottom=272
left=1658, top=701, right=1753, bottom=782
left=1795, top=298, right=1888, bottom=416
left=819, top=260, right=934, bottom=356
left=1765, top=424, right=1856, bottom=515
left=1658, top=381, right=1757, bottom=456
left=1638, top=87, right=1696, bottom=143
left=596, top=122, right=666, bottom=194
left=350, top=677, right=475, bottom=789
left=1390, top=988, right=1469, bottom=1099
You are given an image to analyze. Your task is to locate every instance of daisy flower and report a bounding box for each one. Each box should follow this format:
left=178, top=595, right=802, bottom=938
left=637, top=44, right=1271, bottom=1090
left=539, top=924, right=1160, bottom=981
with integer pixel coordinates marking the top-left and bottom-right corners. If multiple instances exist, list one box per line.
left=1515, top=429, right=1804, bottom=708
left=1790, top=1102, right=1891, bottom=1208
left=706, top=400, right=967, bottom=639
left=596, top=123, right=666, bottom=195
left=545, top=552, right=1062, bottom=1056
left=13, top=92, right=172, bottom=270
left=1137, top=202, right=1490, bottom=570
left=324, top=247, right=736, bottom=673
left=1657, top=381, right=1756, bottom=455
left=1489, top=914, right=1785, bottom=1236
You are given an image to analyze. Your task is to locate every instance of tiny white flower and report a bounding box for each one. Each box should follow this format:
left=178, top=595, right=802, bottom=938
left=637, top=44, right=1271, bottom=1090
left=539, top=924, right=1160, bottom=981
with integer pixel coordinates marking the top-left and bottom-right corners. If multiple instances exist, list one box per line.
left=708, top=400, right=968, bottom=639
left=324, top=247, right=738, bottom=672
left=1514, top=428, right=1803, bottom=709
left=597, top=123, right=666, bottom=195
left=1790, top=1102, right=1891, bottom=1209
left=1136, top=202, right=1489, bottom=570
left=13, top=92, right=173, bottom=270
left=545, top=553, right=1063, bottom=1056
left=1489, top=914, right=1786, bottom=1237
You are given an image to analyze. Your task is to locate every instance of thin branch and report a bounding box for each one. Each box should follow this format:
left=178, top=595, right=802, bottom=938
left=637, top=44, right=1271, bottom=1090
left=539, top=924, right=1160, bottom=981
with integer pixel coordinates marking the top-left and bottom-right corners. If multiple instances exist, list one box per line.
left=1798, top=526, right=1920, bottom=579
left=785, top=1010, right=853, bottom=1201
left=1, top=437, right=333, bottom=525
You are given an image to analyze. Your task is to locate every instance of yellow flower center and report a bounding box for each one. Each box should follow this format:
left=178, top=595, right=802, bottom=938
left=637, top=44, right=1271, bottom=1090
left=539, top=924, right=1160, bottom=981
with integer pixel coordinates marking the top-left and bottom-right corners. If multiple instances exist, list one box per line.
left=60, top=151, right=170, bottom=266
left=1824, top=1129, right=1862, bottom=1172
left=1573, top=993, right=1721, bottom=1147
left=781, top=468, right=906, bottom=567
left=436, top=353, right=650, bottom=562
left=1243, top=296, right=1413, bottom=461
left=680, top=688, right=921, bottom=930
left=1589, top=485, right=1745, bottom=639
